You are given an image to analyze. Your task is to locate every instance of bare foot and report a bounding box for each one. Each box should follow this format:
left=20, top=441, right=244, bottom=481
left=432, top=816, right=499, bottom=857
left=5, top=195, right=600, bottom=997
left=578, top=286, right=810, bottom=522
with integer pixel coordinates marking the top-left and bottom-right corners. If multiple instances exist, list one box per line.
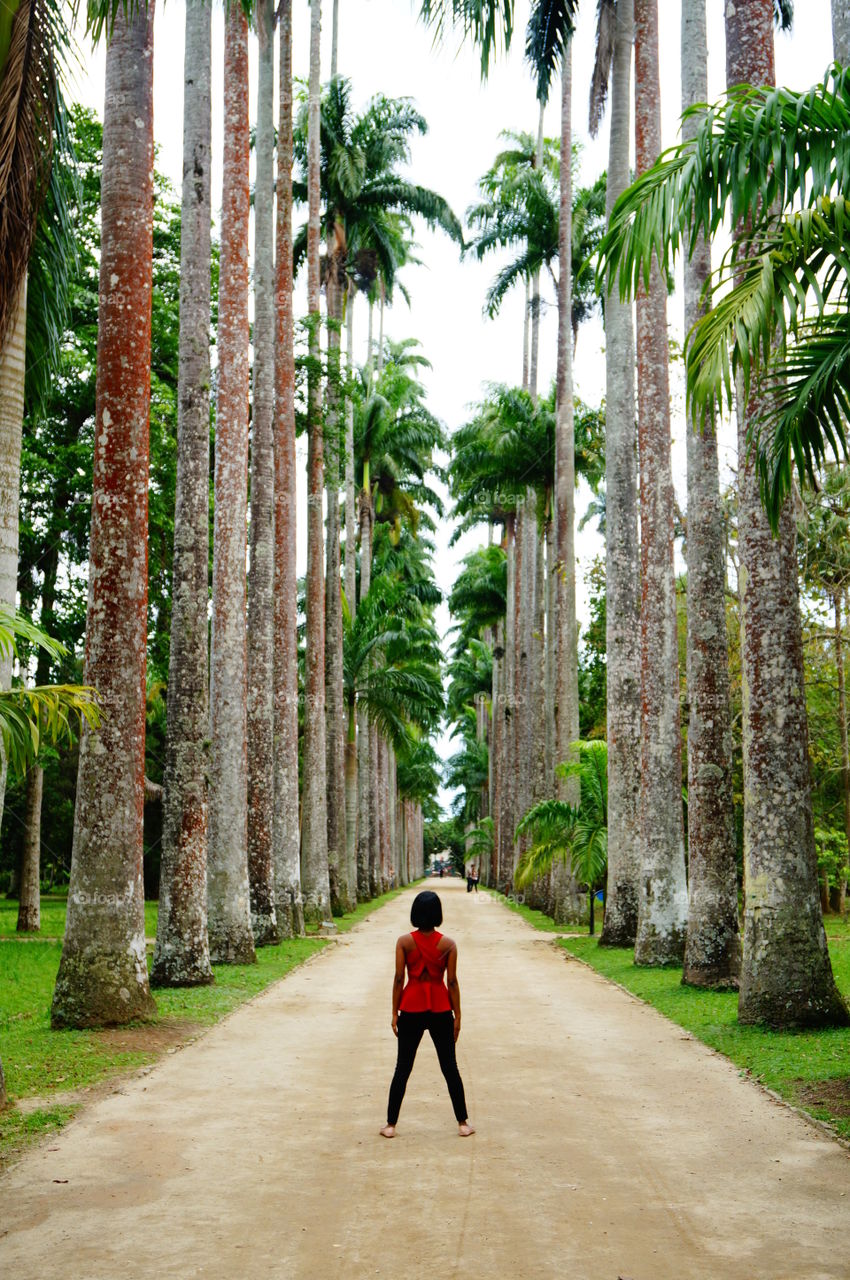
left=379, top=1124, right=396, bottom=1138
left=458, top=1122, right=475, bottom=1137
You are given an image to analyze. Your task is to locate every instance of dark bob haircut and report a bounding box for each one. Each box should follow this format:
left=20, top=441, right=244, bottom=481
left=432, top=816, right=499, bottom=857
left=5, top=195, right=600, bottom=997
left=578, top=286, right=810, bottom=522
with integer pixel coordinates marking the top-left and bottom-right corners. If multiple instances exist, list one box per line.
left=410, top=890, right=443, bottom=930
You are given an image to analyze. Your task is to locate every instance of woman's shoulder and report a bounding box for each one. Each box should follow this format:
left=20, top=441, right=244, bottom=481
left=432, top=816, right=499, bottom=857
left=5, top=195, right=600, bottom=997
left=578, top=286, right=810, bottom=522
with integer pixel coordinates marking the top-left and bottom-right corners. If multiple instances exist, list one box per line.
left=438, top=933, right=457, bottom=953
left=397, top=931, right=415, bottom=949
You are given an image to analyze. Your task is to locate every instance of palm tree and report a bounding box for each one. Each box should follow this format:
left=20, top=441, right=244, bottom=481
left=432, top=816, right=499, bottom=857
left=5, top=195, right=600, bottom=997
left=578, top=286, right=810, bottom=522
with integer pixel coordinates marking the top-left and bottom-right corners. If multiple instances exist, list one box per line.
left=301, top=0, right=332, bottom=924
left=629, top=0, right=688, bottom=966
left=208, top=2, right=256, bottom=965
left=515, top=741, right=608, bottom=934
left=273, top=0, right=304, bottom=937
left=151, top=0, right=216, bottom=988
left=246, top=0, right=279, bottom=944
left=600, top=1, right=848, bottom=1026
left=588, top=0, right=641, bottom=949
left=680, top=0, right=739, bottom=989
left=52, top=2, right=159, bottom=1026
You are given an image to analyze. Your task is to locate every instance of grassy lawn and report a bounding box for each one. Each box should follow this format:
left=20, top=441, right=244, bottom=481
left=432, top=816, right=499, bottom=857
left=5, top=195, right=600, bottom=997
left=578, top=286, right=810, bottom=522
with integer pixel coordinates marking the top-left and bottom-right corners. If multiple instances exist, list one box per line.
left=0, top=882, right=413, bottom=1168
left=560, top=915, right=850, bottom=1142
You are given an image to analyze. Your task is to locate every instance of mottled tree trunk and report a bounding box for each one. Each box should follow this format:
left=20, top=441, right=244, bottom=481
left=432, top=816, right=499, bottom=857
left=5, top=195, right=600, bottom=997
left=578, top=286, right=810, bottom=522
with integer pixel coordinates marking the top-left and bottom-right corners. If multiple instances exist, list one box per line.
left=356, top=485, right=372, bottom=899
left=345, top=697, right=358, bottom=895
left=727, top=0, right=847, bottom=1026
left=208, top=3, right=256, bottom=966
left=599, top=0, right=641, bottom=949
left=0, top=285, right=25, bottom=839
left=498, top=516, right=516, bottom=892
left=490, top=625, right=503, bottom=887
left=553, top=45, right=583, bottom=925
left=273, top=0, right=304, bottom=939
left=681, top=0, right=740, bottom=988
left=833, top=0, right=850, bottom=62
left=344, top=295, right=357, bottom=618
left=151, top=0, right=215, bottom=986
left=246, top=0, right=279, bottom=946
left=16, top=764, right=42, bottom=932
left=835, top=595, right=850, bottom=915
left=369, top=719, right=381, bottom=894
left=331, top=0, right=339, bottom=75
left=325, top=264, right=350, bottom=914
left=52, top=5, right=158, bottom=1026
left=522, top=279, right=530, bottom=390
left=544, top=517, right=556, bottom=789
left=300, top=0, right=331, bottom=923
left=631, top=0, right=689, bottom=966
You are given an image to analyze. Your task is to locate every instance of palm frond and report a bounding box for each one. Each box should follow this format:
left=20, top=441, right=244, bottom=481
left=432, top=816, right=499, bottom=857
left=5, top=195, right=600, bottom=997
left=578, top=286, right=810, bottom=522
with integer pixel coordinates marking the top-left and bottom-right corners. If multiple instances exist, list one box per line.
left=525, top=0, right=578, bottom=105
left=588, top=0, right=616, bottom=138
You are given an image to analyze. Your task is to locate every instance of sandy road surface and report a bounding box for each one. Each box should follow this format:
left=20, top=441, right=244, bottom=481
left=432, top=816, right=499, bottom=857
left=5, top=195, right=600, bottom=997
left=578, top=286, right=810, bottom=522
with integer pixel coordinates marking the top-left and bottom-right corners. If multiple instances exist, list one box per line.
left=1, top=879, right=848, bottom=1279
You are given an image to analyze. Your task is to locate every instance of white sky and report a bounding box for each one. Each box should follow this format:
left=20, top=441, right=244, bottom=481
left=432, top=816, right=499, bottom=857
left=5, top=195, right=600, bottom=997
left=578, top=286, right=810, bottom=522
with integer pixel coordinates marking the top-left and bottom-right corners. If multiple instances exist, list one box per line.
left=70, top=0, right=836, bottom=808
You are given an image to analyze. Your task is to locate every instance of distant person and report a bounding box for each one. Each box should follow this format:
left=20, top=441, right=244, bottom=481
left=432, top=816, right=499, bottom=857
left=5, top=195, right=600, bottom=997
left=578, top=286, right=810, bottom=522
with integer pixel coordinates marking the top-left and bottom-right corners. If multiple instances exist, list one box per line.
left=466, top=867, right=473, bottom=893
left=439, top=864, right=445, bottom=878
left=471, top=866, right=479, bottom=893
left=380, top=890, right=474, bottom=1139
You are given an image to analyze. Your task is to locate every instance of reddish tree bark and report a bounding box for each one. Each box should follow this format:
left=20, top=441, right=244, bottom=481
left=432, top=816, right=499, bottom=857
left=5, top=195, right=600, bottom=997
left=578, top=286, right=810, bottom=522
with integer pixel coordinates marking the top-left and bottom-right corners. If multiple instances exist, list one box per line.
left=52, top=4, right=158, bottom=1026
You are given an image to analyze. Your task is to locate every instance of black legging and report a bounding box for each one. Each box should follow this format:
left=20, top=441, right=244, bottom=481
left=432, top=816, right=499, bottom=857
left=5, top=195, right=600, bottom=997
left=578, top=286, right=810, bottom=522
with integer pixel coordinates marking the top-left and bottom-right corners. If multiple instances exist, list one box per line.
left=387, top=1011, right=468, bottom=1125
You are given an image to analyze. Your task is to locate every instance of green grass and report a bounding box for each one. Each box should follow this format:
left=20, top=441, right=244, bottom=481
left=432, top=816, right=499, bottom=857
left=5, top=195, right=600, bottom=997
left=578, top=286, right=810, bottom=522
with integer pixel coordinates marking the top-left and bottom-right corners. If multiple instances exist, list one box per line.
left=481, top=885, right=595, bottom=934
left=559, top=925, right=850, bottom=1142
left=0, top=883, right=407, bottom=1167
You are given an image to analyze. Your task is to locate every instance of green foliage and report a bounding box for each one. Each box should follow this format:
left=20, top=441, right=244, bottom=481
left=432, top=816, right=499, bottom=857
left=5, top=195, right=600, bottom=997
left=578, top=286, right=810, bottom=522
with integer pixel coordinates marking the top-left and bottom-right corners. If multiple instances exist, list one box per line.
left=514, top=740, right=608, bottom=894
left=598, top=65, right=850, bottom=524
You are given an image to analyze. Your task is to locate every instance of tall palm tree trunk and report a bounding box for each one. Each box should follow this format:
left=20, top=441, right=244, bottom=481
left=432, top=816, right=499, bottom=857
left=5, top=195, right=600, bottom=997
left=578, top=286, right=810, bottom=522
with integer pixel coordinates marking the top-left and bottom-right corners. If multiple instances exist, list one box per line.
left=246, top=0, right=279, bottom=947
left=273, top=0, right=304, bottom=938
left=490, top=623, right=503, bottom=886
left=344, top=293, right=357, bottom=617
left=208, top=3, right=256, bottom=965
left=0, top=283, right=25, bottom=839
left=52, top=4, right=158, bottom=1026
left=369, top=719, right=381, bottom=893
left=498, top=516, right=516, bottom=892
left=681, top=0, right=739, bottom=987
left=345, top=696, right=358, bottom=892
left=553, top=44, right=582, bottom=925
left=726, top=0, right=847, bottom=1027
left=598, top=0, right=641, bottom=949
left=834, top=593, right=850, bottom=914
left=151, top=0, right=215, bottom=985
left=356, top=482, right=372, bottom=898
left=301, top=0, right=332, bottom=923
left=325, top=263, right=349, bottom=914
left=833, top=0, right=850, bottom=62
left=632, top=0, right=688, bottom=966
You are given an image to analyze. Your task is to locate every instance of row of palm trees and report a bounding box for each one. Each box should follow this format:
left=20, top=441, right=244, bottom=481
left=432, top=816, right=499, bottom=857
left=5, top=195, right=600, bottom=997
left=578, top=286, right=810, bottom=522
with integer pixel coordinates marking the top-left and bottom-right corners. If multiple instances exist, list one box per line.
left=0, top=0, right=458, bottom=1035
left=444, top=0, right=850, bottom=1030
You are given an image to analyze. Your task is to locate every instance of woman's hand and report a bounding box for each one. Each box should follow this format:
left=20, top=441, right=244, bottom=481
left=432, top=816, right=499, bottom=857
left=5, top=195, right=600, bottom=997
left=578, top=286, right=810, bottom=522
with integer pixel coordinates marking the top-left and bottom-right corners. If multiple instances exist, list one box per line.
left=453, top=1017, right=461, bottom=1044
left=392, top=1014, right=399, bottom=1037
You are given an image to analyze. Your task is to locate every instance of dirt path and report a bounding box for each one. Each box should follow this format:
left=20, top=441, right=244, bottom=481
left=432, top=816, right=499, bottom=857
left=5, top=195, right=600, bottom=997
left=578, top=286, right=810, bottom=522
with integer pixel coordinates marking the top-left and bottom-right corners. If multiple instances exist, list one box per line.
left=1, top=880, right=848, bottom=1279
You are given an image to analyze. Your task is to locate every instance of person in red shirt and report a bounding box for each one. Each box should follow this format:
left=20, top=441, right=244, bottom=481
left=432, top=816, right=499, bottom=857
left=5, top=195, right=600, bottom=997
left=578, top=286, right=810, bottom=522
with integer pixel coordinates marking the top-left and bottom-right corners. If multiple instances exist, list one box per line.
left=380, top=891, right=474, bottom=1138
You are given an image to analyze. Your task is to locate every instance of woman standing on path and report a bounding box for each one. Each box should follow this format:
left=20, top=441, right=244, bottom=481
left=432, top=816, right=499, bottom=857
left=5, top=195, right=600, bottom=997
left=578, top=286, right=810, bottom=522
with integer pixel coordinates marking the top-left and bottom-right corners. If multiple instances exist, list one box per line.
left=380, top=891, right=475, bottom=1138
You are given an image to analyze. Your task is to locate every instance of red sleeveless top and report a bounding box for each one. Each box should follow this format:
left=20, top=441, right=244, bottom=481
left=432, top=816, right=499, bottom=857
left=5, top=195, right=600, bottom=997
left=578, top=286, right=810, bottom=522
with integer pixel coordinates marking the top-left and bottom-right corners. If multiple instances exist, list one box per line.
left=399, top=929, right=452, bottom=1013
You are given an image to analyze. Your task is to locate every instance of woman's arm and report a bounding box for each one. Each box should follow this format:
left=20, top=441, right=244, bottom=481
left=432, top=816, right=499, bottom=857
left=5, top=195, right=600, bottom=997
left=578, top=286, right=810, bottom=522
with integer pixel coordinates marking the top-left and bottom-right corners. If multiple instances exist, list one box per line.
left=391, top=937, right=406, bottom=1036
left=446, top=944, right=461, bottom=1042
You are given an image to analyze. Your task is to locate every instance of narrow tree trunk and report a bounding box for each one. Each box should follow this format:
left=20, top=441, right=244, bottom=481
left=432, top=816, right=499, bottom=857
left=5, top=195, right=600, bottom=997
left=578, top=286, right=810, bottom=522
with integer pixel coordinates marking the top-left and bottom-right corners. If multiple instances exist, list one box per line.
left=632, top=0, right=688, bottom=966
left=681, top=0, right=740, bottom=988
left=490, top=624, right=503, bottom=886
left=273, top=0, right=304, bottom=938
left=331, top=0, right=339, bottom=75
left=599, top=0, right=641, bottom=949
left=52, top=5, right=158, bottom=1026
left=208, top=4, right=256, bottom=966
left=325, top=261, right=349, bottom=914
left=522, top=279, right=530, bottom=390
left=356, top=480, right=372, bottom=899
left=498, top=516, right=516, bottom=892
left=300, top=0, right=332, bottom=923
left=553, top=45, right=583, bottom=925
left=369, top=718, right=381, bottom=894
left=833, top=0, right=850, bottom=62
left=727, top=0, right=847, bottom=1028
left=544, top=514, right=556, bottom=789
left=16, top=764, right=42, bottom=932
left=246, top=0, right=279, bottom=946
left=835, top=593, right=850, bottom=915
left=151, top=0, right=215, bottom=986
left=0, top=284, right=26, bottom=838
left=344, top=293, right=357, bottom=617
left=345, top=697, right=358, bottom=896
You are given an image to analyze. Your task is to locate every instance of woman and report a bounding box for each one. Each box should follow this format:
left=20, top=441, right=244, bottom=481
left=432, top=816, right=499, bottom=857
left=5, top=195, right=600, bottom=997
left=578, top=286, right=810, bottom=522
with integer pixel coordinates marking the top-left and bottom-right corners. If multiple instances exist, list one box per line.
left=380, top=890, right=475, bottom=1138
